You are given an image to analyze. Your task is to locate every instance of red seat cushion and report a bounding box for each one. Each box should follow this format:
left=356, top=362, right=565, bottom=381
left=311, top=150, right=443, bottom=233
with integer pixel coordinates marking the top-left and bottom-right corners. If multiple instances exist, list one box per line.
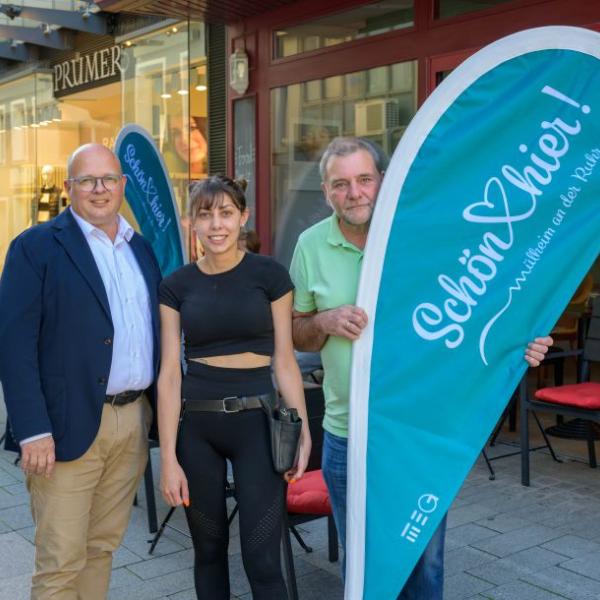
left=535, top=382, right=600, bottom=410
left=286, top=469, right=331, bottom=515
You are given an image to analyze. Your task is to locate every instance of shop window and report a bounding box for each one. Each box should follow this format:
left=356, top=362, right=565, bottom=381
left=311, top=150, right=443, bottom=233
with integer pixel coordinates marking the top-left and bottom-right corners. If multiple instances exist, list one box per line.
left=122, top=22, right=208, bottom=213
left=435, top=0, right=513, bottom=19
left=0, top=75, right=33, bottom=270
left=324, top=76, right=343, bottom=100
left=273, top=1, right=414, bottom=59
left=0, top=73, right=68, bottom=271
left=270, top=60, right=417, bottom=267
left=0, top=20, right=209, bottom=272
left=0, top=62, right=128, bottom=269
left=121, top=21, right=208, bottom=258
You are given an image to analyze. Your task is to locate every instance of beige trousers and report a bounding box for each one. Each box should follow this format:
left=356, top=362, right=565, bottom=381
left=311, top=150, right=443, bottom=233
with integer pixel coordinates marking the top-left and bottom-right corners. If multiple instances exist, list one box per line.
left=27, top=397, right=151, bottom=600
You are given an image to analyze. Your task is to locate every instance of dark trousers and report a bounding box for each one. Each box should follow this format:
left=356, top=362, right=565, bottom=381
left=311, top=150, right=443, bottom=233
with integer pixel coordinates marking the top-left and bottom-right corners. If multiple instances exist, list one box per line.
left=178, top=362, right=287, bottom=600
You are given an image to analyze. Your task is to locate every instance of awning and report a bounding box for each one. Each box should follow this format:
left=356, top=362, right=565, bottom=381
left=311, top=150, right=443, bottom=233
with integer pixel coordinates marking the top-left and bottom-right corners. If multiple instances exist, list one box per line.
left=0, top=3, right=108, bottom=62
left=96, top=0, right=298, bottom=22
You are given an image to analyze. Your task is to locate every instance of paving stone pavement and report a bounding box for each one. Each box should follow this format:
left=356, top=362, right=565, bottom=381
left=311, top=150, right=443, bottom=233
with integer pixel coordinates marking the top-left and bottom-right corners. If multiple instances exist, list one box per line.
left=1, top=397, right=600, bottom=599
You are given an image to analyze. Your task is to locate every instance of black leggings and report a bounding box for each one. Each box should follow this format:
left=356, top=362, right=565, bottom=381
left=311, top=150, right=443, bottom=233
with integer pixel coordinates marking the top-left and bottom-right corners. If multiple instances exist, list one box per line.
left=178, top=362, right=287, bottom=599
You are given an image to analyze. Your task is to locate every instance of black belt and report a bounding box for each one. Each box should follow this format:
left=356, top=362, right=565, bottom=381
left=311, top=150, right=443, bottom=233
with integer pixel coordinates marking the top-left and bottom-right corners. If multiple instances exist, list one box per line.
left=105, top=390, right=144, bottom=406
left=184, top=395, right=270, bottom=413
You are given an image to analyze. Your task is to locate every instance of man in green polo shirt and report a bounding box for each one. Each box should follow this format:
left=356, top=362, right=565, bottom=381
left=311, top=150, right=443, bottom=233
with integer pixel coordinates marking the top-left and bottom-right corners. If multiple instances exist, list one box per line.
left=290, top=211, right=364, bottom=438
left=289, top=136, right=552, bottom=598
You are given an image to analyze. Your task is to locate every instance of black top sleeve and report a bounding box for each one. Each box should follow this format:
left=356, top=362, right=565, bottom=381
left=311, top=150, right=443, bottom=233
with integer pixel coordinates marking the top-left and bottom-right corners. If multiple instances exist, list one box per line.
left=265, top=258, right=294, bottom=302
left=158, top=276, right=182, bottom=311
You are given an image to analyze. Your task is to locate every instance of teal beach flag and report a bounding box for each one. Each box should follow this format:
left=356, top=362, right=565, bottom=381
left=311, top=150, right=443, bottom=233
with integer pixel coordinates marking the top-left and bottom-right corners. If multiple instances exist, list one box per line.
left=115, top=124, right=186, bottom=276
left=346, top=27, right=600, bottom=599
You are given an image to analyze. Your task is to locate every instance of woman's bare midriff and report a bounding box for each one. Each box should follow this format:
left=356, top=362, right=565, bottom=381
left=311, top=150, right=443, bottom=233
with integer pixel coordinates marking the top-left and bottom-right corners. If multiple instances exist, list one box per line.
left=190, top=352, right=271, bottom=369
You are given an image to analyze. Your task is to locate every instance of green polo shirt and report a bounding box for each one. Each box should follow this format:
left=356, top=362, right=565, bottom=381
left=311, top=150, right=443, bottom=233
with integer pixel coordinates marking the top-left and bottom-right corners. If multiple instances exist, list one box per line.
left=290, top=214, right=363, bottom=438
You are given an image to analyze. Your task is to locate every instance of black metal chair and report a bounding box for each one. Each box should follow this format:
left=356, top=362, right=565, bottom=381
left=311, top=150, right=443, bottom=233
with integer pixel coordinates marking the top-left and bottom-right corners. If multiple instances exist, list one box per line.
left=521, top=296, right=600, bottom=486
left=484, top=368, right=562, bottom=481
left=144, top=439, right=159, bottom=533
left=281, top=382, right=339, bottom=600
left=132, top=439, right=159, bottom=534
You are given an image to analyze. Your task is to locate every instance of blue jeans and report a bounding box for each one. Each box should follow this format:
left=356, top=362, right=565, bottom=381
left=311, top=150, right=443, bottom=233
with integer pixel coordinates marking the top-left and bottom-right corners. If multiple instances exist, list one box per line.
left=322, top=430, right=446, bottom=599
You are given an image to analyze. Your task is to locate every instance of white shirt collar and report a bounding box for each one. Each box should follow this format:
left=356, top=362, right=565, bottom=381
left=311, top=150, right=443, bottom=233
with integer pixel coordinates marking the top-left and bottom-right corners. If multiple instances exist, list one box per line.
left=70, top=206, right=134, bottom=243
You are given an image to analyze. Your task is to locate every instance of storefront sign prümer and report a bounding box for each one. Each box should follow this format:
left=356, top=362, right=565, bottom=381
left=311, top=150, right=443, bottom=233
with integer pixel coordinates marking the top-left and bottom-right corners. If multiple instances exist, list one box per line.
left=53, top=45, right=124, bottom=95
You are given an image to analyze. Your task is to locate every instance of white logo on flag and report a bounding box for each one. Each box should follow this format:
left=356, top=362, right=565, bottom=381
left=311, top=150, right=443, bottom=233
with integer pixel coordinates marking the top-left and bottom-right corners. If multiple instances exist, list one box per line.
left=401, top=494, right=439, bottom=543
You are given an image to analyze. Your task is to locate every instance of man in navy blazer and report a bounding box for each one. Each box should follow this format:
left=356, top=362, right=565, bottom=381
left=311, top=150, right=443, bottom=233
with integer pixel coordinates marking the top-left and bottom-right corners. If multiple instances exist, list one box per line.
left=0, top=143, right=161, bottom=600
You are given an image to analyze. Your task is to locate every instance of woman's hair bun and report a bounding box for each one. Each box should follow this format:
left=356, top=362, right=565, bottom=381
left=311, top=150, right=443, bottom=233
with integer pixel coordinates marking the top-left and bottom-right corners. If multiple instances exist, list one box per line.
left=233, top=178, right=248, bottom=192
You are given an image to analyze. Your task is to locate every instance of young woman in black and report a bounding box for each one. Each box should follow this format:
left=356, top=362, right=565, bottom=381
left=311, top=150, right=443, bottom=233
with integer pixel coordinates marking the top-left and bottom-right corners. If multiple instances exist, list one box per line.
left=157, top=176, right=311, bottom=599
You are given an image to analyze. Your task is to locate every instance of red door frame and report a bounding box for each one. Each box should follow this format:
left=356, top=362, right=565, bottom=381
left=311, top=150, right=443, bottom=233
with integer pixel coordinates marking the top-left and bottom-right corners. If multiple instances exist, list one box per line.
left=427, top=48, right=478, bottom=96
left=226, top=0, right=600, bottom=252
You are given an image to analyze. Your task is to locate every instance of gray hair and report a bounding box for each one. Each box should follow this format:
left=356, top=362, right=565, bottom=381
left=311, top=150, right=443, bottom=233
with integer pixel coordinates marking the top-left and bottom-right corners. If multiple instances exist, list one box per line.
left=319, top=136, right=388, bottom=181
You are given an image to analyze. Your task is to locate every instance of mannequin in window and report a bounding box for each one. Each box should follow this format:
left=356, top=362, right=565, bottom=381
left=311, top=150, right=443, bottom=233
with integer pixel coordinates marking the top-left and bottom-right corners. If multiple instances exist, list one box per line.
left=32, top=165, right=62, bottom=225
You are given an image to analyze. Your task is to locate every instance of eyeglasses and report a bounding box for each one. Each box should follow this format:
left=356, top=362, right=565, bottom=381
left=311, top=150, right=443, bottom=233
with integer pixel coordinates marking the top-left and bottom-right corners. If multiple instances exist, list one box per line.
left=68, top=174, right=123, bottom=192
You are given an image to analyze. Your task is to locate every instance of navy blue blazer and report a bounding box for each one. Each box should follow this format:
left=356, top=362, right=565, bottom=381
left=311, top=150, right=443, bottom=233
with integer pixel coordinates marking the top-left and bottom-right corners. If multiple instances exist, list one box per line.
left=0, top=209, right=162, bottom=461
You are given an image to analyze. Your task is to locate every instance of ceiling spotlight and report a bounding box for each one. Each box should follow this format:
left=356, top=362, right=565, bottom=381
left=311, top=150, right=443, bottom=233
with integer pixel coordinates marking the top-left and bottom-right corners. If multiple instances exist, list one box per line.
left=177, top=89, right=189, bottom=96
left=81, top=1, right=93, bottom=19
left=0, top=5, right=22, bottom=19
left=171, top=27, right=178, bottom=33
left=195, top=84, right=207, bottom=92
left=160, top=92, right=172, bottom=99
left=31, top=123, right=40, bottom=128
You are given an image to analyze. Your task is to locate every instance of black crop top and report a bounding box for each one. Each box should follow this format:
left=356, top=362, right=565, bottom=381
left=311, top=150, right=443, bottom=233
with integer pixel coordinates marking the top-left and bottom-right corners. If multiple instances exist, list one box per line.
left=159, top=252, right=294, bottom=359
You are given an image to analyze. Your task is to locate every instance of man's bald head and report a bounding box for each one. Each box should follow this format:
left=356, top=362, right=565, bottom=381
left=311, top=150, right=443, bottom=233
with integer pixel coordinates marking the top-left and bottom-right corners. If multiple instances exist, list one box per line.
left=64, top=143, right=126, bottom=240
left=67, top=144, right=122, bottom=178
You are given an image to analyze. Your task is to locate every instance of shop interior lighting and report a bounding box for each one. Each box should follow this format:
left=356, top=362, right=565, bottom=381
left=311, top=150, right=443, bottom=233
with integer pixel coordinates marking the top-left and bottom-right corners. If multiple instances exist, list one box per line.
left=177, top=69, right=189, bottom=96
left=195, top=70, right=207, bottom=92
left=50, top=104, right=61, bottom=122
left=171, top=27, right=178, bottom=33
left=160, top=92, right=172, bottom=99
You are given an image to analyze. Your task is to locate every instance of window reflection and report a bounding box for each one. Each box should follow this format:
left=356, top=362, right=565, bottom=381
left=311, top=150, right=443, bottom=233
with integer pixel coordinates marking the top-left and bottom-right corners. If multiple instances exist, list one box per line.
left=274, top=1, right=414, bottom=59
left=0, top=21, right=208, bottom=270
left=435, top=0, right=512, bottom=19
left=271, top=61, right=417, bottom=267
left=121, top=21, right=208, bottom=259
